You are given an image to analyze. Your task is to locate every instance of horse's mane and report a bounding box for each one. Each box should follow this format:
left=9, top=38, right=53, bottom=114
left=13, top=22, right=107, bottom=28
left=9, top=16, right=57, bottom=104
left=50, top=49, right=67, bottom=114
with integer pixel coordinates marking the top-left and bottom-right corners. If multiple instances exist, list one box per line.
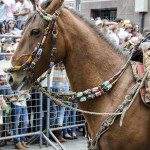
left=68, top=8, right=129, bottom=58
left=41, top=0, right=129, bottom=57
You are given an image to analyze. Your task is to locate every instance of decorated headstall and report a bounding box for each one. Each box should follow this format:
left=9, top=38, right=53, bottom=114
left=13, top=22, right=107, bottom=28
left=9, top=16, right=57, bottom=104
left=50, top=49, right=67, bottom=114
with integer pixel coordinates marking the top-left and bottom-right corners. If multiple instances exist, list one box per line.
left=4, top=8, right=60, bottom=73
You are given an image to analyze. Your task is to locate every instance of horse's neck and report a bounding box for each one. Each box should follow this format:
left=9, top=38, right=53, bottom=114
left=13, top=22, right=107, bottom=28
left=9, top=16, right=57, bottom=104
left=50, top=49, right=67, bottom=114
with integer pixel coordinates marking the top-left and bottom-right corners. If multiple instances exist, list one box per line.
left=59, top=9, right=135, bottom=139
left=60, top=9, right=127, bottom=92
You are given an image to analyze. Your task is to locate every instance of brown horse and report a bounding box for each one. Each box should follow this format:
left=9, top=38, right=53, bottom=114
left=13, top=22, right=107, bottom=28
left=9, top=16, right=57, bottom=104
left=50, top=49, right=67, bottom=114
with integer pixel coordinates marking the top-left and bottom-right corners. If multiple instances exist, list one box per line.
left=7, top=0, right=150, bottom=149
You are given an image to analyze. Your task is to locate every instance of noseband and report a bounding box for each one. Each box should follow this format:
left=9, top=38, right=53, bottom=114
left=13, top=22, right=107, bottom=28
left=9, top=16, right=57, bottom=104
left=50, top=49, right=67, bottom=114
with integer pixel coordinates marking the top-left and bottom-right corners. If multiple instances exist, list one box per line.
left=4, top=8, right=60, bottom=76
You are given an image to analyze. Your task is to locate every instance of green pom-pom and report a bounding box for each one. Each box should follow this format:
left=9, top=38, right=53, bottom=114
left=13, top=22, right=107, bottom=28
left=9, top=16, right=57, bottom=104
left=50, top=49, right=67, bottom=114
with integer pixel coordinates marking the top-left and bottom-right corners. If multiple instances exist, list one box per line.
left=43, top=16, right=52, bottom=21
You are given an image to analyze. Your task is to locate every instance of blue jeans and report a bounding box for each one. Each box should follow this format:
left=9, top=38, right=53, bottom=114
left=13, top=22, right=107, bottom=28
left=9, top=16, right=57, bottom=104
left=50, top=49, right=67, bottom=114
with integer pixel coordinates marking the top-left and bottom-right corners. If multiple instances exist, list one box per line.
left=63, top=103, right=77, bottom=135
left=11, top=104, right=29, bottom=143
left=51, top=81, right=69, bottom=127
left=0, top=86, right=13, bottom=134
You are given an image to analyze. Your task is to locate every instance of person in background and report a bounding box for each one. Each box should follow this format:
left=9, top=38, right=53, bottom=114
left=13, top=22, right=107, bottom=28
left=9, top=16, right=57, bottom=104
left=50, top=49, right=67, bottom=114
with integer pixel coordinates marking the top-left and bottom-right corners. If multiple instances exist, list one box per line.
left=11, top=90, right=30, bottom=150
left=50, top=63, right=68, bottom=142
left=109, top=26, right=120, bottom=45
left=27, top=0, right=33, bottom=12
left=14, top=0, right=30, bottom=30
left=7, top=20, right=21, bottom=36
left=132, top=24, right=143, bottom=42
left=95, top=18, right=104, bottom=30
left=63, top=102, right=78, bottom=140
left=0, top=0, right=7, bottom=23
left=1, top=0, right=16, bottom=21
left=123, top=24, right=132, bottom=44
left=0, top=22, right=7, bottom=34
left=14, top=0, right=21, bottom=21
left=0, top=95, right=7, bottom=147
left=114, top=18, right=124, bottom=44
left=0, top=47, right=12, bottom=94
left=0, top=48, right=13, bottom=147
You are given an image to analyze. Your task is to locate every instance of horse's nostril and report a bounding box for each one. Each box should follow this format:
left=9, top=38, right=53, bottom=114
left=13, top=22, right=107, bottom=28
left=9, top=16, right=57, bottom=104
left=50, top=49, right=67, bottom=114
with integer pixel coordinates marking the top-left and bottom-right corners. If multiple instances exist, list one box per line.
left=8, top=75, right=14, bottom=84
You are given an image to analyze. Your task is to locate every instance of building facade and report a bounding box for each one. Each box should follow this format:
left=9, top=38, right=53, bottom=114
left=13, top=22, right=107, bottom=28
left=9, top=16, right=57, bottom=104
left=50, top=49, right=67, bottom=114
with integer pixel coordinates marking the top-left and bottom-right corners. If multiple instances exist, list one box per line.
left=80, top=0, right=150, bottom=29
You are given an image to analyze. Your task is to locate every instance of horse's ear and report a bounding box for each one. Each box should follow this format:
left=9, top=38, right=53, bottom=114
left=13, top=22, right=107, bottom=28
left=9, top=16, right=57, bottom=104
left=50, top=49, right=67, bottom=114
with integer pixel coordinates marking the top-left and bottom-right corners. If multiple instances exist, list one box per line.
left=46, top=0, right=64, bottom=14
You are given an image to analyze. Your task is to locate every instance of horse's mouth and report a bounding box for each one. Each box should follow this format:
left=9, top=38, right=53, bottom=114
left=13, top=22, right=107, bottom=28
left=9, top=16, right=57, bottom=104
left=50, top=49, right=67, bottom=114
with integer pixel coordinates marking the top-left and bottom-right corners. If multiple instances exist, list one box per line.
left=17, top=76, right=30, bottom=91
left=7, top=74, right=32, bottom=91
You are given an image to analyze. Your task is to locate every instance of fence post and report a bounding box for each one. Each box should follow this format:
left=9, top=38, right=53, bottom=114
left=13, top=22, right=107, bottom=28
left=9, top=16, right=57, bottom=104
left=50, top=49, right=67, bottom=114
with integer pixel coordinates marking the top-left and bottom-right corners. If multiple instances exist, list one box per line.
left=39, top=92, right=43, bottom=148
left=46, top=73, right=50, bottom=147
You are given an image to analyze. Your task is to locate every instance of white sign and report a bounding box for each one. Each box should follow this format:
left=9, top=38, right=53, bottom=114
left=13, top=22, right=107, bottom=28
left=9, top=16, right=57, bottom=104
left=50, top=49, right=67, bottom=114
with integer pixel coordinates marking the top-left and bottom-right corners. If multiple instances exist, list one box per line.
left=135, top=0, right=148, bottom=12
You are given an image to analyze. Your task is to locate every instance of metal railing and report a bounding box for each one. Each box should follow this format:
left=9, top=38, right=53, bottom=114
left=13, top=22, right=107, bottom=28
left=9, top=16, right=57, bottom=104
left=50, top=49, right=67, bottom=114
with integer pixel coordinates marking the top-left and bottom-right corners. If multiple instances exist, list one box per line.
left=0, top=36, right=85, bottom=150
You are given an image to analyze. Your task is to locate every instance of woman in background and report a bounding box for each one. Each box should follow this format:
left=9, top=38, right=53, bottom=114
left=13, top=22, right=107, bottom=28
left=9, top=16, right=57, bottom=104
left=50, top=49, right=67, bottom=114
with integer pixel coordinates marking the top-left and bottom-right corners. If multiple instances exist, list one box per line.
left=7, top=20, right=21, bottom=36
left=0, top=22, right=7, bottom=34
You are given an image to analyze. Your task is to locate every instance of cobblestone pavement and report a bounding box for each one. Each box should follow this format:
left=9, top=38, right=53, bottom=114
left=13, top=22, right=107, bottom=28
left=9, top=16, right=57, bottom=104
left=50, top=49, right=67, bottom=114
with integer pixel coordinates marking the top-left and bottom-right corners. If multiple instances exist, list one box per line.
left=0, top=136, right=87, bottom=150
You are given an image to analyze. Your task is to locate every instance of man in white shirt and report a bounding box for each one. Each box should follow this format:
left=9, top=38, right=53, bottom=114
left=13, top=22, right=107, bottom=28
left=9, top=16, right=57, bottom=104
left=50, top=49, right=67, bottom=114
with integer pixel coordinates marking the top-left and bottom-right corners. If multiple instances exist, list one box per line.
left=0, top=49, right=12, bottom=147
left=109, top=26, right=120, bottom=46
left=1, top=0, right=16, bottom=21
left=0, top=0, right=7, bottom=22
left=14, top=0, right=30, bottom=29
left=0, top=48, right=12, bottom=94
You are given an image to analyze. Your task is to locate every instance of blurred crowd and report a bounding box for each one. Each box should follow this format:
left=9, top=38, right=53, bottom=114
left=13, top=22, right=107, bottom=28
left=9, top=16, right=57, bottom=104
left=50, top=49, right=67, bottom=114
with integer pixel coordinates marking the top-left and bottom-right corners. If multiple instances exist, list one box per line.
left=0, top=0, right=33, bottom=58
left=94, top=17, right=150, bottom=49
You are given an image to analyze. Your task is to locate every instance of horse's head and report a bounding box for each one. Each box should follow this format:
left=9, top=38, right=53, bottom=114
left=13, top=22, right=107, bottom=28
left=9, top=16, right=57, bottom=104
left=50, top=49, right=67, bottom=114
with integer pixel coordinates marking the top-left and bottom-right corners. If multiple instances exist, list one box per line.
left=7, top=0, right=66, bottom=91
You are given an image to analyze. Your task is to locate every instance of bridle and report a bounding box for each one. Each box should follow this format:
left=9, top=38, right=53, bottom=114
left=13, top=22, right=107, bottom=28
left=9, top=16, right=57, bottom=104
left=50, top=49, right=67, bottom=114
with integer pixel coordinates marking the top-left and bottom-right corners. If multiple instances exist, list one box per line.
left=4, top=7, right=60, bottom=81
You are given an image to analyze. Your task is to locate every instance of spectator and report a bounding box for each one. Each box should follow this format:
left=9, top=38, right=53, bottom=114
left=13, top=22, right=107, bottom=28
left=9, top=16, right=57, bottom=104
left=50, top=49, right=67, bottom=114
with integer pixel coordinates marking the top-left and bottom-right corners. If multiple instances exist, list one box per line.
left=0, top=48, right=12, bottom=93
left=95, top=18, right=104, bottom=30
left=0, top=0, right=7, bottom=23
left=7, top=20, right=21, bottom=36
left=11, top=90, right=30, bottom=150
left=123, top=24, right=132, bottom=44
left=14, top=0, right=21, bottom=19
left=50, top=63, right=69, bottom=142
left=63, top=103, right=78, bottom=140
left=132, top=24, right=142, bottom=42
left=114, top=18, right=125, bottom=43
left=14, top=0, right=30, bottom=30
left=0, top=95, right=7, bottom=147
left=109, top=26, right=120, bottom=45
left=27, top=0, right=33, bottom=13
left=0, top=48, right=13, bottom=147
left=1, top=0, right=16, bottom=21
left=0, top=22, right=7, bottom=34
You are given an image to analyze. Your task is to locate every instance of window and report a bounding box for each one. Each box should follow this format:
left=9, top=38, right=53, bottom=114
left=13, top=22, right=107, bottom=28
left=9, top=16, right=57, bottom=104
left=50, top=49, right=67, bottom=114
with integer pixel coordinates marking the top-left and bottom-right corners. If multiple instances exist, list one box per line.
left=91, top=8, right=117, bottom=21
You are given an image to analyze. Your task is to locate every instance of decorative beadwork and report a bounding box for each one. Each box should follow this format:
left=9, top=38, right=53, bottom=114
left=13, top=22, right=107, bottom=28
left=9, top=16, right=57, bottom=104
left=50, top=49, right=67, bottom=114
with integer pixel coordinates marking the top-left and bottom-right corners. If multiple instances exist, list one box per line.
left=76, top=80, right=113, bottom=102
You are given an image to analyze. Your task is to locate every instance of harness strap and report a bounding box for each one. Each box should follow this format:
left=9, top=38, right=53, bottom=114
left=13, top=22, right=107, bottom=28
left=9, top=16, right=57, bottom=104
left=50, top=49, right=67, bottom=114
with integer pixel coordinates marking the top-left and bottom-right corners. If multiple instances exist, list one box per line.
left=86, top=71, right=148, bottom=150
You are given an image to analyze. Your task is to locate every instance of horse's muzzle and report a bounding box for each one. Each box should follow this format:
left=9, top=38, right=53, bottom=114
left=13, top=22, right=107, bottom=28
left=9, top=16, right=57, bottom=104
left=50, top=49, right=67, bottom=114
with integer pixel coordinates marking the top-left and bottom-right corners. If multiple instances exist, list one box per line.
left=7, top=72, right=30, bottom=91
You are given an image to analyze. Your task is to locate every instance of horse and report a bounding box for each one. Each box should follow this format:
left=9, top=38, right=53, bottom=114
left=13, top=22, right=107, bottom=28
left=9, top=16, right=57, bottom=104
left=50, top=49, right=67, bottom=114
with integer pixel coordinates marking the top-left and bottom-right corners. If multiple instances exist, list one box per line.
left=6, top=0, right=150, bottom=149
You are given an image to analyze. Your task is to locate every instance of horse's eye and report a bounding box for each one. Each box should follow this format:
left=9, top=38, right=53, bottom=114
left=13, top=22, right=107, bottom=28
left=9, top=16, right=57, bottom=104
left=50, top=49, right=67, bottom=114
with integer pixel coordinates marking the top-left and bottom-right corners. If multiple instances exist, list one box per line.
left=30, top=29, right=41, bottom=36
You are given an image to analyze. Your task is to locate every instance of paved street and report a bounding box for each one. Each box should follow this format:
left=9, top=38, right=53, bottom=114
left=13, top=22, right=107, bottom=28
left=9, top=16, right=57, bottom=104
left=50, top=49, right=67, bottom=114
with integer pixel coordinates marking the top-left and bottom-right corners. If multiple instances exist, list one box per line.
left=0, top=136, right=87, bottom=150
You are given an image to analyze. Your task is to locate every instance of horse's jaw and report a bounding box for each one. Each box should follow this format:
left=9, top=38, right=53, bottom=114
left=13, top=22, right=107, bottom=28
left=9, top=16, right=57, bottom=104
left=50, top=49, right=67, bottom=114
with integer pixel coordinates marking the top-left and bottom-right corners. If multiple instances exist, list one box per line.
left=7, top=72, right=32, bottom=91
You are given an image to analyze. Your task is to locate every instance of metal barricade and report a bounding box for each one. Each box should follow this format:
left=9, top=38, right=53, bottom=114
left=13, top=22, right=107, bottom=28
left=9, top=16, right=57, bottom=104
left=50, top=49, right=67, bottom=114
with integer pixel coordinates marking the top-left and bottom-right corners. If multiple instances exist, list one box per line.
left=44, top=66, right=85, bottom=149
left=0, top=35, right=85, bottom=150
left=0, top=86, right=57, bottom=149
